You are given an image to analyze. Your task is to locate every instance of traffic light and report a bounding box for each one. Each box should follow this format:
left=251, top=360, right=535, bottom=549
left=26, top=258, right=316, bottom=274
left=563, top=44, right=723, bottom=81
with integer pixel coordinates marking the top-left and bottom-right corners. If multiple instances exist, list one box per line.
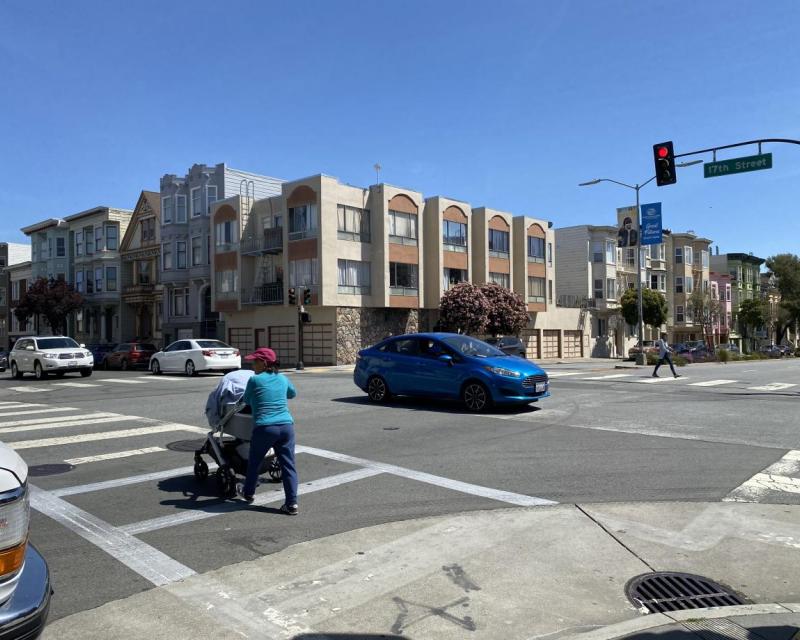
left=303, top=287, right=312, bottom=305
left=653, top=141, right=677, bottom=186
left=288, top=287, right=296, bottom=305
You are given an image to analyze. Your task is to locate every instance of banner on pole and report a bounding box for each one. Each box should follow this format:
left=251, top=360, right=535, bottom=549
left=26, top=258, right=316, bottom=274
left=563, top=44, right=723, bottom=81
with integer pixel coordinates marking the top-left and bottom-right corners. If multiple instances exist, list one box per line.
left=640, top=203, right=662, bottom=246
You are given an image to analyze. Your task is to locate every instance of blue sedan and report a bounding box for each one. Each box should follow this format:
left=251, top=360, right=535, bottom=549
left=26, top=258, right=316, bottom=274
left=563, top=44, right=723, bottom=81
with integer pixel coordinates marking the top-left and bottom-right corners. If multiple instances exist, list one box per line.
left=354, top=333, right=549, bottom=412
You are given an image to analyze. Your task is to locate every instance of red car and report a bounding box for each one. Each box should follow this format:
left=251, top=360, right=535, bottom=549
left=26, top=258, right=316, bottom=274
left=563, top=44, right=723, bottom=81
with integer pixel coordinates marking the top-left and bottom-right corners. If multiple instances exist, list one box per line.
left=105, top=343, right=157, bottom=370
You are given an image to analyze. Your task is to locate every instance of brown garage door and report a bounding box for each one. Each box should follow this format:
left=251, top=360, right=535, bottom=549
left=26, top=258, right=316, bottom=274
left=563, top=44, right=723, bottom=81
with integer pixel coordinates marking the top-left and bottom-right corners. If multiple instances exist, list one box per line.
left=302, top=323, right=334, bottom=365
left=542, top=330, right=560, bottom=359
left=563, top=330, right=583, bottom=358
left=521, top=330, right=539, bottom=359
left=269, top=325, right=296, bottom=367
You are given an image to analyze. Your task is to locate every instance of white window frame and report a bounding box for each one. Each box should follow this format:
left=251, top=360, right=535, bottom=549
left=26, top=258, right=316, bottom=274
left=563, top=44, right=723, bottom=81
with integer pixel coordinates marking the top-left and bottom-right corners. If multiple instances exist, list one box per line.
left=605, top=240, right=616, bottom=264
left=206, top=185, right=218, bottom=214
left=95, top=226, right=104, bottom=252
left=592, top=241, right=603, bottom=263
left=191, top=187, right=203, bottom=217
left=684, top=246, right=693, bottom=265
left=162, top=196, right=173, bottom=224
left=176, top=241, right=187, bottom=269
left=162, top=242, right=173, bottom=270
left=176, top=195, right=187, bottom=223
left=105, top=224, right=118, bottom=251
left=675, top=246, right=683, bottom=264
left=191, top=235, right=203, bottom=266
left=105, top=266, right=117, bottom=292
left=685, top=276, right=694, bottom=294
left=606, top=277, right=616, bottom=300
left=676, top=305, right=684, bottom=323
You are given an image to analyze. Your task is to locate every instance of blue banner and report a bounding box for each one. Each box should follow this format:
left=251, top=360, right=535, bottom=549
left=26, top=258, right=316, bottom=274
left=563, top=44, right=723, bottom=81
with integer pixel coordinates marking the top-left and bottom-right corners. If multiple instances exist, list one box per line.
left=640, top=202, right=662, bottom=245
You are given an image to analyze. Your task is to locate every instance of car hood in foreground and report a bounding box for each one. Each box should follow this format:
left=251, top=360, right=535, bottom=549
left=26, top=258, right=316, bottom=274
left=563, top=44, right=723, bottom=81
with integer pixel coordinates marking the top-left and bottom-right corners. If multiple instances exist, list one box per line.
left=471, top=355, right=546, bottom=376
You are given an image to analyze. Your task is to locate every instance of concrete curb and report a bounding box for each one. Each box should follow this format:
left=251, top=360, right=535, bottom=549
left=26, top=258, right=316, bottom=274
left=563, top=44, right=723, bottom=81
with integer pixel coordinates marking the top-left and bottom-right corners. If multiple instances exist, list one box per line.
left=565, top=603, right=800, bottom=640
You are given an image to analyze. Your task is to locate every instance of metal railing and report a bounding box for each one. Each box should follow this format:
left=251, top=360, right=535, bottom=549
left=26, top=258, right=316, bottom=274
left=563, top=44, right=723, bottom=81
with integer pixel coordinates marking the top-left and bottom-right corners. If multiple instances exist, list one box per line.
left=241, top=228, right=283, bottom=254
left=124, top=284, right=155, bottom=295
left=241, top=283, right=284, bottom=305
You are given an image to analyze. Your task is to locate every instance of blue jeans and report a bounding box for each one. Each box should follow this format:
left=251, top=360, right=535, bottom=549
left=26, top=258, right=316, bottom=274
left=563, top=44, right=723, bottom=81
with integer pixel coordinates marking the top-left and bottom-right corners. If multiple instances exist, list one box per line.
left=653, top=353, right=677, bottom=376
left=244, top=422, right=298, bottom=505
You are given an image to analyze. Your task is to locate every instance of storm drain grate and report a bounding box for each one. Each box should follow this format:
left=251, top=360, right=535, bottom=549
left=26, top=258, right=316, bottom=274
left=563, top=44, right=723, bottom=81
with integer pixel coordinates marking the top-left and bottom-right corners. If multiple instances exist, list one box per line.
left=626, top=572, right=746, bottom=613
left=166, top=439, right=209, bottom=453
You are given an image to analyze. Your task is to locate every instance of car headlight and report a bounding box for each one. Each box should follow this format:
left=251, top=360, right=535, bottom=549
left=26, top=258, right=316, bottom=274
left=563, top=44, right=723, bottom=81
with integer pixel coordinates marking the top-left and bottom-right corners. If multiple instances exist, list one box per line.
left=42, top=353, right=58, bottom=360
left=83, top=351, right=92, bottom=358
left=484, top=366, right=522, bottom=378
left=0, top=488, right=29, bottom=579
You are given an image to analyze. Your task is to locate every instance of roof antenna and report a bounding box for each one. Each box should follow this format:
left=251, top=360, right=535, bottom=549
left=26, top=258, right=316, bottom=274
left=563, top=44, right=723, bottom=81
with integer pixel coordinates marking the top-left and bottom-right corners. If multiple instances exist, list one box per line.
left=373, top=163, right=382, bottom=184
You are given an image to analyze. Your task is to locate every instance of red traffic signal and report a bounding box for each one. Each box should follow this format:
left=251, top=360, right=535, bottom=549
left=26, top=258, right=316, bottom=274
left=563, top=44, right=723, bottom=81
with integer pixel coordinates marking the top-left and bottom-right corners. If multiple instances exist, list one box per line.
left=653, top=141, right=677, bottom=186
left=656, top=146, right=669, bottom=158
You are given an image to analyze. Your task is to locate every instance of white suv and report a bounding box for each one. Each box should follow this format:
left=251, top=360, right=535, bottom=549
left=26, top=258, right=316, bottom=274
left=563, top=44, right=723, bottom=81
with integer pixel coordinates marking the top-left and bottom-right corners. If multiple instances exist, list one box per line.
left=10, top=336, right=94, bottom=380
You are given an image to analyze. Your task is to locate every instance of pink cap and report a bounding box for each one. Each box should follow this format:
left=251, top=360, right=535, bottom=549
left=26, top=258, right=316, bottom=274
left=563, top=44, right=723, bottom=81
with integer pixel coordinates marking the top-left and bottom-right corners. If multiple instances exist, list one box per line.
left=244, top=347, right=277, bottom=363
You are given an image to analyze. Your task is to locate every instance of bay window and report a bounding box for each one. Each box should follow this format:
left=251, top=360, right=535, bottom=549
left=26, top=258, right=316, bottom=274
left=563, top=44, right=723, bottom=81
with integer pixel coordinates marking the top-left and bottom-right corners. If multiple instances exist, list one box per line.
left=337, top=259, right=371, bottom=295
left=389, top=210, right=417, bottom=245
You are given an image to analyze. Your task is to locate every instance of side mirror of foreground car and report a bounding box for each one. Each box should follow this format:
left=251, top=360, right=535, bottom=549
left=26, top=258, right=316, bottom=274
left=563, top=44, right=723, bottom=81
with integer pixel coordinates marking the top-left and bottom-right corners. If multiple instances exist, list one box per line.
left=438, top=354, right=454, bottom=365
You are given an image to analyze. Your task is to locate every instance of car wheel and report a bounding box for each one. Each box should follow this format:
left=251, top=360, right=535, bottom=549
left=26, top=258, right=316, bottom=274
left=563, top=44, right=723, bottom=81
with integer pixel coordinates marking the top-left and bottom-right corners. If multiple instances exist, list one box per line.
left=462, top=381, right=491, bottom=413
left=151, top=359, right=162, bottom=375
left=11, top=362, right=22, bottom=379
left=185, top=360, right=197, bottom=377
left=367, top=375, right=391, bottom=403
left=121, top=359, right=129, bottom=371
left=34, top=361, right=47, bottom=380
left=80, top=369, right=92, bottom=378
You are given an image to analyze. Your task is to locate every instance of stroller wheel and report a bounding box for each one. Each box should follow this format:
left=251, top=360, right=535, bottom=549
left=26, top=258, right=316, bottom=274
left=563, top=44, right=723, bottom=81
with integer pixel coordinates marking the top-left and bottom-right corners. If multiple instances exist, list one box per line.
left=268, top=457, right=282, bottom=482
left=194, top=458, right=209, bottom=481
left=216, top=467, right=236, bottom=499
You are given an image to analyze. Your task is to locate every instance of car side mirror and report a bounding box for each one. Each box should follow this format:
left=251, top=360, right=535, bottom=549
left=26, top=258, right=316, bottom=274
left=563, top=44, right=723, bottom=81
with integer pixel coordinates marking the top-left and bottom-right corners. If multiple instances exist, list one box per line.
left=80, top=343, right=86, bottom=348
left=438, top=354, right=454, bottom=365
left=26, top=345, right=34, bottom=351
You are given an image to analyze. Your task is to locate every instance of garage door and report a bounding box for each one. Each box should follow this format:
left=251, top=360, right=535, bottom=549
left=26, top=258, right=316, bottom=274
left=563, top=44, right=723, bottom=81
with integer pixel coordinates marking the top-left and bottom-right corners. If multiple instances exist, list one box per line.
left=268, top=326, right=296, bottom=367
left=541, top=330, right=560, bottom=359
left=563, top=330, right=582, bottom=358
left=521, top=330, right=539, bottom=359
left=302, top=323, right=334, bottom=365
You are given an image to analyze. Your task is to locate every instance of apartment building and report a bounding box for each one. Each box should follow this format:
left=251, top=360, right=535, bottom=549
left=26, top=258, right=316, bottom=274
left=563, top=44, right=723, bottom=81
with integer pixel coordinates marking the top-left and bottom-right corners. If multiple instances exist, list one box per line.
left=7, top=261, right=33, bottom=347
left=665, top=231, right=713, bottom=344
left=710, top=272, right=733, bottom=345
left=422, top=197, right=472, bottom=306
left=1, top=243, right=31, bottom=348
left=65, top=206, right=133, bottom=345
left=159, top=163, right=283, bottom=344
left=709, top=251, right=764, bottom=347
left=120, top=191, right=162, bottom=345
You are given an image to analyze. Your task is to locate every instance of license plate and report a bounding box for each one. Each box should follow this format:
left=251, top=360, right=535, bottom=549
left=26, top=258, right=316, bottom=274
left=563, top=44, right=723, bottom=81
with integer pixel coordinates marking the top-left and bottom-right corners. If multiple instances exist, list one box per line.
left=218, top=354, right=229, bottom=358
left=535, top=382, right=547, bottom=393
left=68, top=361, right=77, bottom=367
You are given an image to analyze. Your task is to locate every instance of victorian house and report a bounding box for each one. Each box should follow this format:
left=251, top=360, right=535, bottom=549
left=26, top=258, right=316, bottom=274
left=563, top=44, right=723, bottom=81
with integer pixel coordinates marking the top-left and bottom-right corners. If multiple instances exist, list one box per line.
left=120, top=191, right=162, bottom=345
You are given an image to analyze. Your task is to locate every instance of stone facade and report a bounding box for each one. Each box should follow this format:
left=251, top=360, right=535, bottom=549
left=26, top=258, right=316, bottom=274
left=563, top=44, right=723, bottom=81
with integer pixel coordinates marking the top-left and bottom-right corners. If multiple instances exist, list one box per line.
left=336, top=307, right=419, bottom=364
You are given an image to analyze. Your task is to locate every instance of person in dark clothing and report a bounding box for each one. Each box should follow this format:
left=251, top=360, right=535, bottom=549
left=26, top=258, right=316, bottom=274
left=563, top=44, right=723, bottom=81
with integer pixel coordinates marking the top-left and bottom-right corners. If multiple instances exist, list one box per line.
left=652, top=333, right=680, bottom=378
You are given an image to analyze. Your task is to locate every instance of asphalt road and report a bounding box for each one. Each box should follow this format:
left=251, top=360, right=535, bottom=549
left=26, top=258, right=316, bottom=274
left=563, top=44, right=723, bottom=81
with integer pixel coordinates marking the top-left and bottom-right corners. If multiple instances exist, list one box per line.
left=1, top=357, right=798, bottom=622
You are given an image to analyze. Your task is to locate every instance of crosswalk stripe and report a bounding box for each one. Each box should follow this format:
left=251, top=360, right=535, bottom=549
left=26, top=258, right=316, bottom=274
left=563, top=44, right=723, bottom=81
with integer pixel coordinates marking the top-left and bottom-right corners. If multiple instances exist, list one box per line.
left=135, top=376, right=188, bottom=381
left=7, top=387, right=50, bottom=393
left=52, top=382, right=101, bottom=388
left=99, top=379, right=149, bottom=385
left=0, top=414, right=142, bottom=433
left=64, top=447, right=168, bottom=465
left=0, top=407, right=78, bottom=418
left=747, top=382, right=797, bottom=391
left=688, top=380, right=738, bottom=387
left=543, top=372, right=583, bottom=378
left=582, top=374, right=633, bottom=381
left=724, top=450, right=800, bottom=502
left=52, top=464, right=216, bottom=497
left=9, top=423, right=206, bottom=449
left=0, top=403, right=47, bottom=410
left=639, top=376, right=686, bottom=384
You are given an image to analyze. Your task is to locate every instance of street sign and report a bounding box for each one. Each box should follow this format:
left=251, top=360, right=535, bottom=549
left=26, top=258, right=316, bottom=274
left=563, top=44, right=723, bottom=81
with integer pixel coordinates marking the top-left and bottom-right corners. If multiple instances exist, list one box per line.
left=704, top=153, right=772, bottom=178
left=640, top=203, right=662, bottom=245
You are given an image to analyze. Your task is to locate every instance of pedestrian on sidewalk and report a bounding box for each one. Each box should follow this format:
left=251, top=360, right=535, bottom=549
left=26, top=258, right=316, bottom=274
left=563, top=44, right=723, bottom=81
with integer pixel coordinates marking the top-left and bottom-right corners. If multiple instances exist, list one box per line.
left=652, top=333, right=680, bottom=378
left=236, top=347, right=299, bottom=515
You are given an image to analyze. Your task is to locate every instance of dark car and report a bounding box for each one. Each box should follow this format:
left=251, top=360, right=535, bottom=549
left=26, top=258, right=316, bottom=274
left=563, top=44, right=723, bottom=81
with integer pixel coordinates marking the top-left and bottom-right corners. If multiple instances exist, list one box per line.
left=105, top=343, right=157, bottom=370
left=760, top=344, right=783, bottom=358
left=484, top=336, right=527, bottom=358
left=354, top=332, right=549, bottom=413
left=0, top=351, right=7, bottom=372
left=87, top=343, right=116, bottom=369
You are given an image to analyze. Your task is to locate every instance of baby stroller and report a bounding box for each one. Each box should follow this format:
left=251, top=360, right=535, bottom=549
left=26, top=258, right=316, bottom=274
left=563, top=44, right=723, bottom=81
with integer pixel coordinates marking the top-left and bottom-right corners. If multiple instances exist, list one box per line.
left=195, top=401, right=282, bottom=499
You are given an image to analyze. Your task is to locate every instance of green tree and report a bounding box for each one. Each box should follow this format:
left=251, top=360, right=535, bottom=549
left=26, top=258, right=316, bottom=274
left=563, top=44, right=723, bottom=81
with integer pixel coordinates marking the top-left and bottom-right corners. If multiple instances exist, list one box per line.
left=736, top=297, right=767, bottom=352
left=480, top=282, right=529, bottom=337
left=14, top=277, right=84, bottom=336
left=765, top=253, right=800, bottom=344
left=620, top=287, right=668, bottom=331
left=438, top=282, right=491, bottom=335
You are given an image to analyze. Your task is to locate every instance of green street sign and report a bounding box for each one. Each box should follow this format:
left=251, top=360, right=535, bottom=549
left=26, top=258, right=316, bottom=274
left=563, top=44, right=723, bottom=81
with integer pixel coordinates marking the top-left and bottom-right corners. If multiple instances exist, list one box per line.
left=704, top=153, right=772, bottom=178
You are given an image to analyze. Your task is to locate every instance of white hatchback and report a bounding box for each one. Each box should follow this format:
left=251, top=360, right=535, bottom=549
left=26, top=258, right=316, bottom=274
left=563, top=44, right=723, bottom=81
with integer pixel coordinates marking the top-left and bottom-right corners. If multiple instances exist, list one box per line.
left=10, top=336, right=94, bottom=380
left=150, top=339, right=241, bottom=376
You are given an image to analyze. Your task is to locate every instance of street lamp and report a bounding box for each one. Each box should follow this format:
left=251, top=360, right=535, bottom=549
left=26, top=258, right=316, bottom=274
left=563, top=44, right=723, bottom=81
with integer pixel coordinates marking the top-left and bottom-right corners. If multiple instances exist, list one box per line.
left=579, top=161, right=701, bottom=365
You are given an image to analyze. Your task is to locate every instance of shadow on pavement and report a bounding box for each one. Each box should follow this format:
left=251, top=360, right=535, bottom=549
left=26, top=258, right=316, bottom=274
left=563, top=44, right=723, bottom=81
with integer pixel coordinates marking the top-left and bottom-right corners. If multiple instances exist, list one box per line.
left=156, top=472, right=284, bottom=516
left=332, top=395, right=542, bottom=416
left=613, top=624, right=798, bottom=640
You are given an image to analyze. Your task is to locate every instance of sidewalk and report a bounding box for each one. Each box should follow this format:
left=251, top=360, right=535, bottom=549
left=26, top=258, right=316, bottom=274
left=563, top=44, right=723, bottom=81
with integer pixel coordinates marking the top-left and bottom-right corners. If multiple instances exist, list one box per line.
left=44, top=501, right=800, bottom=639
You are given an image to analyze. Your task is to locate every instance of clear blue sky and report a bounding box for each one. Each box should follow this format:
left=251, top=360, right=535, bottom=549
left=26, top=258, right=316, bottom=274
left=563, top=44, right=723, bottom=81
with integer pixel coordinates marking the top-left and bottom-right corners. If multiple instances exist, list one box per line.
left=2, top=1, right=798, bottom=261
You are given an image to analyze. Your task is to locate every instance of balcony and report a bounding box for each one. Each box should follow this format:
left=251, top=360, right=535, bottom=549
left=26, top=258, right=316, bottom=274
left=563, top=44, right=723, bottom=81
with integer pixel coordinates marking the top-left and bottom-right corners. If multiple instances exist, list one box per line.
left=242, top=282, right=284, bottom=305
left=241, top=228, right=284, bottom=255
left=124, top=283, right=155, bottom=296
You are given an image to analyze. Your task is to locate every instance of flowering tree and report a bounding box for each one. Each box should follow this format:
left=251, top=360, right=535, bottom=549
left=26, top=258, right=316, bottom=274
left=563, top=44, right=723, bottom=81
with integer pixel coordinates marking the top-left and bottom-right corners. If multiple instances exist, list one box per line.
left=438, top=282, right=490, bottom=335
left=14, top=277, right=84, bottom=335
left=480, top=282, right=529, bottom=337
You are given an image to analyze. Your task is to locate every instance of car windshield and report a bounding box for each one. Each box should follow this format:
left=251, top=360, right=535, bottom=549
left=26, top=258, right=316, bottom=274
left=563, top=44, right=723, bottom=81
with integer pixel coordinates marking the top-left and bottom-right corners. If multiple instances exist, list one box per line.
left=195, top=340, right=231, bottom=349
left=134, top=344, right=156, bottom=351
left=37, top=338, right=80, bottom=349
left=441, top=336, right=505, bottom=358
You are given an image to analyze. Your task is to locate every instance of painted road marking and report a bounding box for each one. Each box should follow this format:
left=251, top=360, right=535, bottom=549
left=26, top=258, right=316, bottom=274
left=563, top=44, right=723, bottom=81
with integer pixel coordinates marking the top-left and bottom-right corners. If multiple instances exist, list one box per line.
left=64, top=447, right=168, bottom=465
left=724, top=450, right=800, bottom=503
left=100, top=379, right=149, bottom=384
left=6, top=387, right=51, bottom=393
left=639, top=376, right=686, bottom=384
left=0, top=413, right=134, bottom=433
left=52, top=382, right=101, bottom=388
left=30, top=486, right=196, bottom=586
left=122, top=468, right=383, bottom=535
left=543, top=372, right=583, bottom=378
left=688, top=379, right=738, bottom=387
left=747, top=382, right=797, bottom=392
left=0, top=406, right=78, bottom=418
left=52, top=464, right=217, bottom=497
left=297, top=445, right=557, bottom=507
left=0, top=402, right=45, bottom=408
left=581, top=374, right=633, bottom=381
left=135, top=376, right=189, bottom=381
left=9, top=423, right=206, bottom=450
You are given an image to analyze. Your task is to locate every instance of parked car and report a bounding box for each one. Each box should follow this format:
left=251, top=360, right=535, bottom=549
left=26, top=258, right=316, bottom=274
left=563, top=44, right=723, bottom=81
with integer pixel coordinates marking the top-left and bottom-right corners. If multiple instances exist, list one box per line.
left=689, top=346, right=716, bottom=362
left=354, top=332, right=549, bottom=413
left=628, top=341, right=657, bottom=360
left=104, top=343, right=157, bottom=370
left=9, top=336, right=94, bottom=380
left=87, top=343, right=117, bottom=369
left=719, top=342, right=740, bottom=355
left=149, top=339, right=241, bottom=376
left=759, top=344, right=784, bottom=358
left=0, top=441, right=51, bottom=638
left=484, top=336, right=527, bottom=358
left=778, top=344, right=794, bottom=356
left=0, top=351, right=8, bottom=372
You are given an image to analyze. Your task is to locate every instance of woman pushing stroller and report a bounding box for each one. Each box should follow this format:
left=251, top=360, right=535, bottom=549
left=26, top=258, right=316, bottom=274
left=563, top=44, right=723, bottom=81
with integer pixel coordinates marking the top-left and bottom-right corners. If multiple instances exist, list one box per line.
left=236, top=347, right=299, bottom=515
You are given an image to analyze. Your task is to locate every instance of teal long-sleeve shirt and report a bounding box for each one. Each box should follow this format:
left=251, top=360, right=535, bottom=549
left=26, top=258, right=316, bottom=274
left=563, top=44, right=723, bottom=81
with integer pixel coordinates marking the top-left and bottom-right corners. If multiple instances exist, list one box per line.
left=242, top=372, right=297, bottom=426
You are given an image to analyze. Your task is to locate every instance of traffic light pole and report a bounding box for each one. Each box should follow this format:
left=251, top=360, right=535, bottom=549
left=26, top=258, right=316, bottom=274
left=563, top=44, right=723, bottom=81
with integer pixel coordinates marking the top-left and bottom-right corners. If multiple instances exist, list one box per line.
left=296, top=303, right=304, bottom=370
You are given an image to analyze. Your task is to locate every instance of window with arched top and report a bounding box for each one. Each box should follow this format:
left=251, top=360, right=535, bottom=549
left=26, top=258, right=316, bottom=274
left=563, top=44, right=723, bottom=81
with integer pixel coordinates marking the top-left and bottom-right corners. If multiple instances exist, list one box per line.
left=287, top=186, right=318, bottom=241
left=488, top=217, right=510, bottom=258
left=388, top=194, right=419, bottom=246
left=527, top=224, right=546, bottom=263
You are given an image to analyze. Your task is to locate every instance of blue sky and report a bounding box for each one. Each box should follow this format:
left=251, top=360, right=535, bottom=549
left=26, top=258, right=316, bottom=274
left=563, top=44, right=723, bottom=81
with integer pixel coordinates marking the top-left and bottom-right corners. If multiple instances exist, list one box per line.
left=2, top=1, right=798, bottom=260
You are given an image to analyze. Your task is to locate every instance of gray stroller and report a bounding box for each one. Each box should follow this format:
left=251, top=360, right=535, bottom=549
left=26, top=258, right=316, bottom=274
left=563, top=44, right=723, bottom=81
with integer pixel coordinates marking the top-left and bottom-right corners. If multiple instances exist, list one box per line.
left=195, top=386, right=281, bottom=498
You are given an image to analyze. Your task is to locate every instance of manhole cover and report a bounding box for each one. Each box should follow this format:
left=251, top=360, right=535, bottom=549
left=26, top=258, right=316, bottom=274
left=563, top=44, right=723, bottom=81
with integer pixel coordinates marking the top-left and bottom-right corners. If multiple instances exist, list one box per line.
left=28, top=463, right=74, bottom=477
left=626, top=572, right=746, bottom=613
left=165, top=439, right=208, bottom=453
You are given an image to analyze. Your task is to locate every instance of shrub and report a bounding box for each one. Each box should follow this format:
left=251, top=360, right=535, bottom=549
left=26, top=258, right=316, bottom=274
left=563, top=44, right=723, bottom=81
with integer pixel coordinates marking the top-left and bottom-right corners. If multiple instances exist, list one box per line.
left=673, top=354, right=689, bottom=367
left=717, top=348, right=730, bottom=363
left=646, top=353, right=658, bottom=366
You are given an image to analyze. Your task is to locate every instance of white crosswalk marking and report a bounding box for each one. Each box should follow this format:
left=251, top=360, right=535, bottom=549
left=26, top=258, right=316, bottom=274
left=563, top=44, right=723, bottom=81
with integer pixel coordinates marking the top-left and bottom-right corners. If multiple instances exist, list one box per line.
left=688, top=379, right=738, bottom=387
left=100, top=379, right=149, bottom=385
left=639, top=376, right=686, bottom=384
left=0, top=407, right=78, bottom=418
left=9, top=423, right=206, bottom=449
left=724, top=450, right=800, bottom=502
left=64, top=447, right=168, bottom=465
left=0, top=414, right=143, bottom=433
left=7, top=387, right=50, bottom=393
left=747, top=382, right=797, bottom=391
left=52, top=382, right=101, bottom=388
left=543, top=372, right=583, bottom=378
left=582, top=374, right=633, bottom=381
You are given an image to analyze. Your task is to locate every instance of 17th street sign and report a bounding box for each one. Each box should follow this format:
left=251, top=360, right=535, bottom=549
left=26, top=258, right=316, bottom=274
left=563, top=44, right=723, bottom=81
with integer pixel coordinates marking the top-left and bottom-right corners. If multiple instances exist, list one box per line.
left=704, top=153, right=772, bottom=178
